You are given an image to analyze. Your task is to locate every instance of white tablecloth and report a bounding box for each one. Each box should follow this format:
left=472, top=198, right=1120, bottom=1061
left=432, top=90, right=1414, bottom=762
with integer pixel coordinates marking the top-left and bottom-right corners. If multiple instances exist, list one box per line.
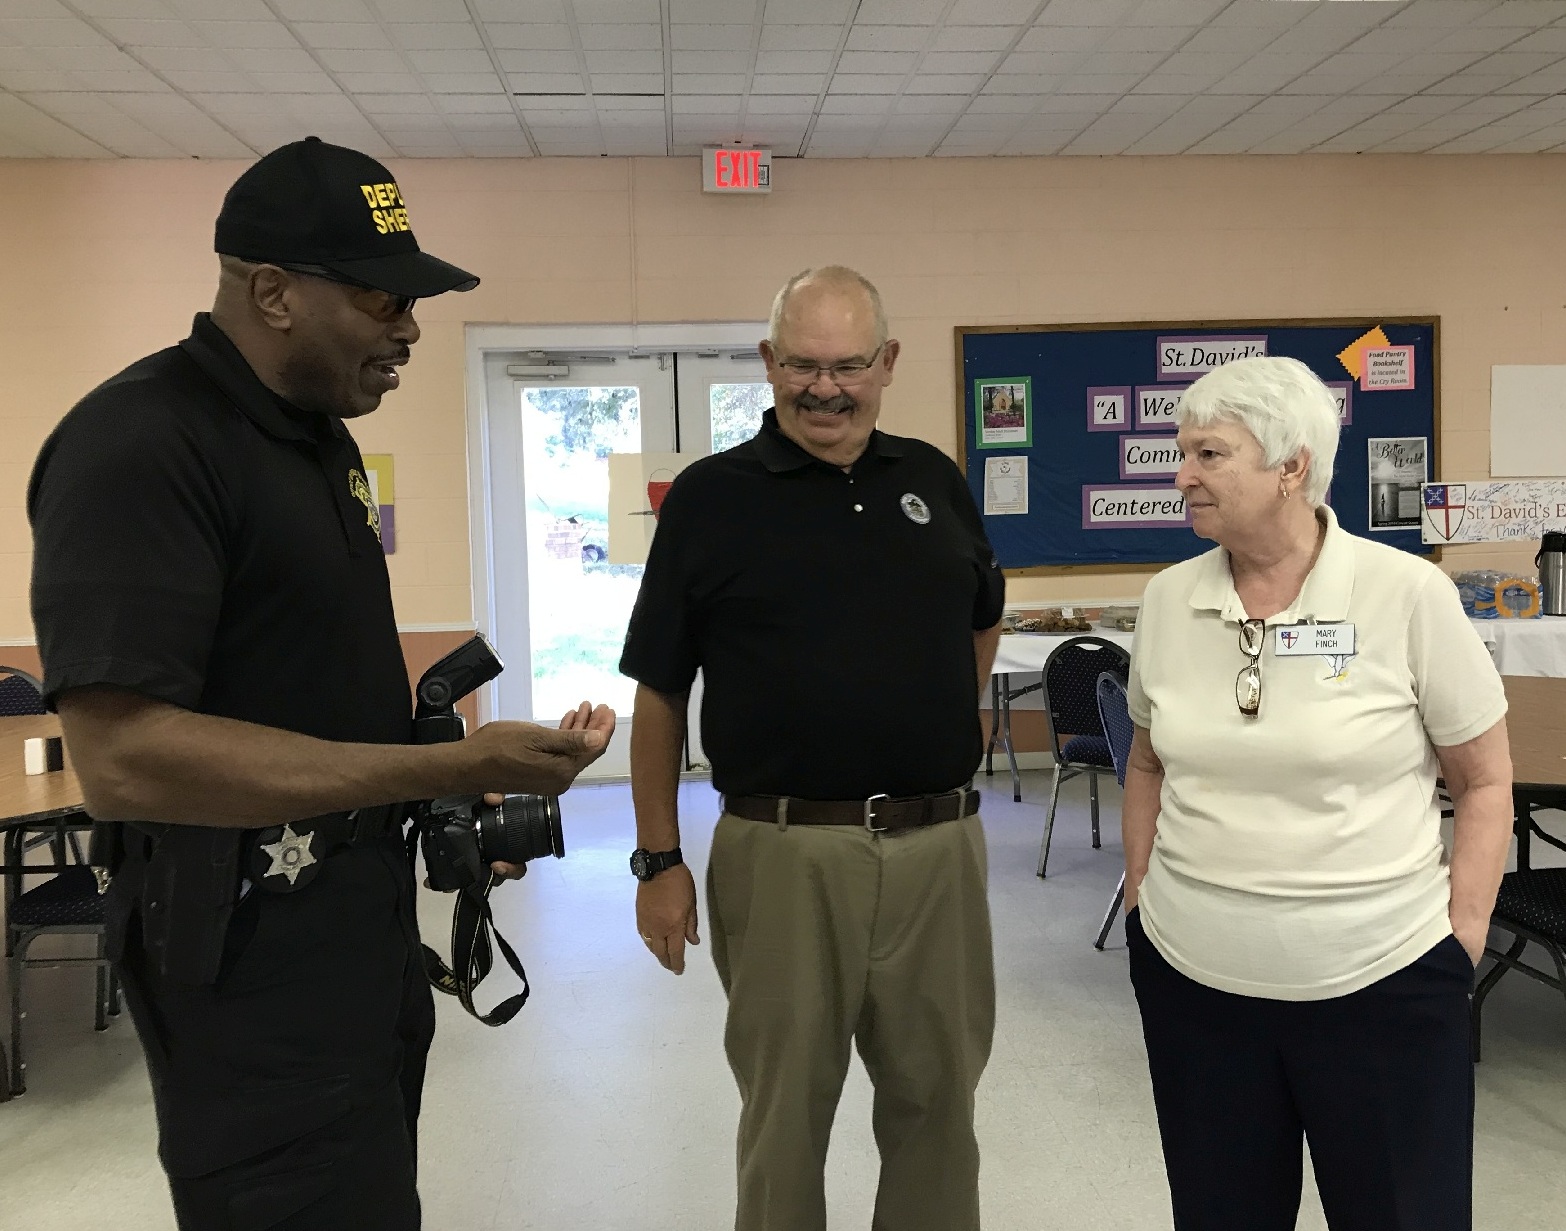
left=992, top=628, right=1136, bottom=676
left=1470, top=617, right=1566, bottom=678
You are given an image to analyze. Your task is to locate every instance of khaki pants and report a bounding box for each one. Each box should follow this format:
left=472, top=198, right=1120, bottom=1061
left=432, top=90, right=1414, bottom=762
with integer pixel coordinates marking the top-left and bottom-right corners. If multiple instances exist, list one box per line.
left=707, top=812, right=996, bottom=1231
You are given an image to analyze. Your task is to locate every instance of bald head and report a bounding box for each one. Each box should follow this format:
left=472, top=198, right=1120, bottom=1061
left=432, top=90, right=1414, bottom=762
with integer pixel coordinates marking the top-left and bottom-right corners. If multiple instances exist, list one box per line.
left=767, top=266, right=888, bottom=351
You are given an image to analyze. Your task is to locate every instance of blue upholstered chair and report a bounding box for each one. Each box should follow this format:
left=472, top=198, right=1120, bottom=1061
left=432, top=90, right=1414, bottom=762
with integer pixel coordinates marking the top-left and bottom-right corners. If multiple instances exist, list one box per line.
left=1035, top=637, right=1130, bottom=879
left=1091, top=672, right=1138, bottom=950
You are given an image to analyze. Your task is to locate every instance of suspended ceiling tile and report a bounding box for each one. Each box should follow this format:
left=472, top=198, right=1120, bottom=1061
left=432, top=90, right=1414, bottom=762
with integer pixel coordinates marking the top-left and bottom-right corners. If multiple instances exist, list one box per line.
left=336, top=71, right=425, bottom=92
left=754, top=48, right=833, bottom=73
left=315, top=49, right=408, bottom=73
left=759, top=24, right=842, bottom=52
left=670, top=50, right=752, bottom=74
left=824, top=73, right=903, bottom=94
left=904, top=74, right=988, bottom=93
left=407, top=49, right=498, bottom=74
left=498, top=49, right=582, bottom=72
left=836, top=50, right=919, bottom=74
left=189, top=21, right=301, bottom=49
left=293, top=23, right=393, bottom=51
left=471, top=0, right=569, bottom=18
left=750, top=73, right=827, bottom=92
left=388, top=23, right=484, bottom=51
left=94, top=19, right=206, bottom=48
left=274, top=0, right=375, bottom=20
left=590, top=72, right=665, bottom=92
left=424, top=70, right=509, bottom=91
left=485, top=23, right=575, bottom=49
left=369, top=0, right=473, bottom=19
left=574, top=0, right=663, bottom=22
left=673, top=73, right=747, bottom=93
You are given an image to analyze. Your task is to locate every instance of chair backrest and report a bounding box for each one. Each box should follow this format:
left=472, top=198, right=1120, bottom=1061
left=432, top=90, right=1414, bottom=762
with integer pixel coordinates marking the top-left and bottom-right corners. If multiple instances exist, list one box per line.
left=1094, top=672, right=1136, bottom=789
left=1041, top=636, right=1131, bottom=763
left=0, top=668, right=46, bottom=718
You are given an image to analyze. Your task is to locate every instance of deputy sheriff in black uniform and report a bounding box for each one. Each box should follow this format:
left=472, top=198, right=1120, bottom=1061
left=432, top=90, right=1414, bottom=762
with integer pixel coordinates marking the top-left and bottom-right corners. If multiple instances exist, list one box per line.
left=28, top=138, right=613, bottom=1230
left=621, top=265, right=1005, bottom=1231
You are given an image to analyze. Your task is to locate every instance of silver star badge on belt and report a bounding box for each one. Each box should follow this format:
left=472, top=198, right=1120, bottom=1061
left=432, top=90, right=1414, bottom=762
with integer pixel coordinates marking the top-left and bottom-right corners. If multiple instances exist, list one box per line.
left=259, top=823, right=318, bottom=887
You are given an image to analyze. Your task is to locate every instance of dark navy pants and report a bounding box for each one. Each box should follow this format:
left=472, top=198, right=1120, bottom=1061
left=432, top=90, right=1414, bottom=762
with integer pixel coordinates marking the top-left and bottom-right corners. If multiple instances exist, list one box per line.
left=117, top=836, right=434, bottom=1231
left=1127, top=908, right=1475, bottom=1231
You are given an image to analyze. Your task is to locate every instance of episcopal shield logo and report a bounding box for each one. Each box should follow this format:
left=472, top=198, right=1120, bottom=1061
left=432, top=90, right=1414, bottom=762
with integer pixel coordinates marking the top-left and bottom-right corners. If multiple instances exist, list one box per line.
left=1422, top=484, right=1466, bottom=542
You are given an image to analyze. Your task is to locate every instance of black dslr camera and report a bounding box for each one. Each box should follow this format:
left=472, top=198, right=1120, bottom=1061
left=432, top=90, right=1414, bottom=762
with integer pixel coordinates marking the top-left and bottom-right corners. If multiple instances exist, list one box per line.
left=411, top=634, right=565, bottom=892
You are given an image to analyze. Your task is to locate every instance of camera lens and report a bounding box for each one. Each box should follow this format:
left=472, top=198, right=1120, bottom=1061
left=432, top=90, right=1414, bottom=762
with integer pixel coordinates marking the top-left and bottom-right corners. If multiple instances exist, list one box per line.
left=476, top=794, right=564, bottom=865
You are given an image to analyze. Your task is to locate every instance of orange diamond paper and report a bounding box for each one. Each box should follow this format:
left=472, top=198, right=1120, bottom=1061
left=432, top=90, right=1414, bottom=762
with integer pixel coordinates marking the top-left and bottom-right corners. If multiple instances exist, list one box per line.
left=1337, top=326, right=1390, bottom=380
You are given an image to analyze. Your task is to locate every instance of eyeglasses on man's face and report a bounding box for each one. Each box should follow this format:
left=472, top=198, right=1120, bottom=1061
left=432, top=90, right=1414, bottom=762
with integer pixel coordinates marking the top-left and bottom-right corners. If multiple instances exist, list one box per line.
left=776, top=343, right=884, bottom=387
left=1236, top=618, right=1265, bottom=718
left=273, top=263, right=417, bottom=323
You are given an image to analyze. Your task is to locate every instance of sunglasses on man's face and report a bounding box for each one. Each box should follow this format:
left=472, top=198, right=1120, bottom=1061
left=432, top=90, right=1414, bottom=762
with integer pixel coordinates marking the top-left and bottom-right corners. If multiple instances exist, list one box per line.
left=273, top=263, right=416, bottom=322
left=1236, top=618, right=1265, bottom=718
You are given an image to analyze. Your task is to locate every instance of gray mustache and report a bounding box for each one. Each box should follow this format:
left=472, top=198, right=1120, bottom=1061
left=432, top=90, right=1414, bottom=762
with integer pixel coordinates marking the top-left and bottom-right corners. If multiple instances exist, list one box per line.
left=796, top=392, right=855, bottom=413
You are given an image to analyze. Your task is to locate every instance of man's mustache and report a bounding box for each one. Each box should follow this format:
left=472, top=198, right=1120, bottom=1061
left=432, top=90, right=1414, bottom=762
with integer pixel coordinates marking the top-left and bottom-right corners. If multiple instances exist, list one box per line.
left=795, top=391, right=855, bottom=413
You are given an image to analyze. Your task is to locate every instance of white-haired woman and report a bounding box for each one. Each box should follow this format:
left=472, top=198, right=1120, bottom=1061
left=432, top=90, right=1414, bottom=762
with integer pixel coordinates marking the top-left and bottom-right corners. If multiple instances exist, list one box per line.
left=1123, top=356, right=1513, bottom=1231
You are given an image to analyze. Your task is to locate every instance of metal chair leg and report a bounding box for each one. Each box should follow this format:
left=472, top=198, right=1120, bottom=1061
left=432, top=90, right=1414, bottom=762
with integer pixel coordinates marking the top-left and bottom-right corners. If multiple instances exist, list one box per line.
left=9, top=944, right=25, bottom=1096
left=1037, top=766, right=1066, bottom=878
left=1090, top=771, right=1101, bottom=849
left=985, top=675, right=1001, bottom=777
left=1471, top=934, right=1527, bottom=1063
left=1002, top=684, right=1022, bottom=802
left=1094, top=874, right=1126, bottom=950
left=94, top=933, right=109, bottom=1033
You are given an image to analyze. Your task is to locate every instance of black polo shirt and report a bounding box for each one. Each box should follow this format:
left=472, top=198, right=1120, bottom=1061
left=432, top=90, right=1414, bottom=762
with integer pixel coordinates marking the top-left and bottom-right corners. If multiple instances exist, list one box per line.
left=620, top=409, right=1005, bottom=800
left=28, top=313, right=410, bottom=746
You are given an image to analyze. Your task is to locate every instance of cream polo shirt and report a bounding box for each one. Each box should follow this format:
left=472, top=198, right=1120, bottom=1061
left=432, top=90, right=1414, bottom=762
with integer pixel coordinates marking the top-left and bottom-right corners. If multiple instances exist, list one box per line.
left=1127, top=505, right=1507, bottom=1001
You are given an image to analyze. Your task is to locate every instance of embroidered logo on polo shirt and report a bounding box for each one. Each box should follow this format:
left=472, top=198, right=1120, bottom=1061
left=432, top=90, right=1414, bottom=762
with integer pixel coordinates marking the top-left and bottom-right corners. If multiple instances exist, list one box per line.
left=348, top=469, right=381, bottom=536
left=900, top=493, right=931, bottom=525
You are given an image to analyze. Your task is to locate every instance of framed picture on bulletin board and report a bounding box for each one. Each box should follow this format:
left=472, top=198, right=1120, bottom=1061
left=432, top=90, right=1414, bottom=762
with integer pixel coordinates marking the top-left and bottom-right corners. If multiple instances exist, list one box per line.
left=974, top=376, right=1032, bottom=449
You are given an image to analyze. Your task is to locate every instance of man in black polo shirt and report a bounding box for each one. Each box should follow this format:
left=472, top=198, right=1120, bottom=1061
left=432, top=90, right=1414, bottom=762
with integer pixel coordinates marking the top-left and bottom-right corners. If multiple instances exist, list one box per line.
left=28, top=138, right=613, bottom=1230
left=621, top=265, right=1004, bottom=1230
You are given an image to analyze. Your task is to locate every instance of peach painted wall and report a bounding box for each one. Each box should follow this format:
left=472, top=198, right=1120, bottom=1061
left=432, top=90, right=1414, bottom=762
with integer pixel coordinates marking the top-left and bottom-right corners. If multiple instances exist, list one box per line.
left=3, top=152, right=1564, bottom=650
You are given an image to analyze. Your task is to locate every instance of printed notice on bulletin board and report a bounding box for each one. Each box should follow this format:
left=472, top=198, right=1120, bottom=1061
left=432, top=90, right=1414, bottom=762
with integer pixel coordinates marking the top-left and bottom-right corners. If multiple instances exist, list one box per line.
left=957, top=318, right=1439, bottom=572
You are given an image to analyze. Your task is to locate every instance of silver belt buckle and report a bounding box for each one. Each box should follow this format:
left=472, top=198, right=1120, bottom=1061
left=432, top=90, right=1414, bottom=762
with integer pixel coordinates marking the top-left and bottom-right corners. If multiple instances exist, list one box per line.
left=864, top=793, right=889, bottom=833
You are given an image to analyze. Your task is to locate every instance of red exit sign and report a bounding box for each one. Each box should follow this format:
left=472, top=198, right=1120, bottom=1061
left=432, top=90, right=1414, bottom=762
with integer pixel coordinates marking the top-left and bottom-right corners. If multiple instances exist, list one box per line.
left=703, top=147, right=772, bottom=194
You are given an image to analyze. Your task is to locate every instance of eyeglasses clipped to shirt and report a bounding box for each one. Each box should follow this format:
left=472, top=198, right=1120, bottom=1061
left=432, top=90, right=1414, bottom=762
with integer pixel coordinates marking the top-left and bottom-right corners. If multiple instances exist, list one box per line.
left=1236, top=617, right=1265, bottom=718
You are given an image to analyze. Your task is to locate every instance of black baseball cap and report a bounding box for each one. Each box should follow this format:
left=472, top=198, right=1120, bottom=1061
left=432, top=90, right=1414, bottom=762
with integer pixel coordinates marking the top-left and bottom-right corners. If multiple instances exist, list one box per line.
left=214, top=136, right=478, bottom=298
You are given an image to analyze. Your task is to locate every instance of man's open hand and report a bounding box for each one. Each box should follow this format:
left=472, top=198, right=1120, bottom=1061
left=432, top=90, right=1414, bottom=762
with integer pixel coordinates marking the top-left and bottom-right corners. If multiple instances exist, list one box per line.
left=488, top=702, right=616, bottom=880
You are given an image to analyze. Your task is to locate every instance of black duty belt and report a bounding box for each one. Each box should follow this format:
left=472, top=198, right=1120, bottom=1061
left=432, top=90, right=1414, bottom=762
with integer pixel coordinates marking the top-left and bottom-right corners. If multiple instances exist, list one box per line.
left=247, top=802, right=405, bottom=894
left=723, top=788, right=980, bottom=833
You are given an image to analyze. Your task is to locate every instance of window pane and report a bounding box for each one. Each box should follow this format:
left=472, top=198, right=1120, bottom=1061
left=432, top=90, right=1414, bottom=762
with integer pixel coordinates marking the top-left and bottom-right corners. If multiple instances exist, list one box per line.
left=521, top=386, right=643, bottom=719
left=710, top=382, right=772, bottom=452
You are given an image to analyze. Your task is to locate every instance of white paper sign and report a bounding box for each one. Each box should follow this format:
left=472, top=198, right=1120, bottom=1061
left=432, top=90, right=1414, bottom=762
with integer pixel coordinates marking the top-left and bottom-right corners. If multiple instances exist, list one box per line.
left=607, top=452, right=698, bottom=564
left=1361, top=346, right=1415, bottom=391
left=1421, top=479, right=1566, bottom=544
left=983, top=456, right=1028, bottom=516
left=1120, top=435, right=1183, bottom=478
left=1136, top=386, right=1186, bottom=429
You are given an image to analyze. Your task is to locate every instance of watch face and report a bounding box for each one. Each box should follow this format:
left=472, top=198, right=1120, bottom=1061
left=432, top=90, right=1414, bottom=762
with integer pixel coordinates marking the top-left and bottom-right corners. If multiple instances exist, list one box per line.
left=630, top=850, right=649, bottom=880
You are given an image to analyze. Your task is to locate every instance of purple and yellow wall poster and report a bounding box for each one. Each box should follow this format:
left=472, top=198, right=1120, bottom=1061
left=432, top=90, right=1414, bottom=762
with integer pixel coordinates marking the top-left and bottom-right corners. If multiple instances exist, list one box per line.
left=363, top=454, right=396, bottom=553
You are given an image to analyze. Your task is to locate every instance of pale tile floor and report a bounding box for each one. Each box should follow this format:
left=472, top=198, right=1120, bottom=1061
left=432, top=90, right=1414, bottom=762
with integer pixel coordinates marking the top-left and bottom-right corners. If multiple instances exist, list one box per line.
left=3, top=774, right=1564, bottom=1230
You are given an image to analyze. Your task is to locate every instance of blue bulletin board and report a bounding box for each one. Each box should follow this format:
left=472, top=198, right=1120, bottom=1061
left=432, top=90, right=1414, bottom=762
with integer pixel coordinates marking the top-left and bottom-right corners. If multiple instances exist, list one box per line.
left=956, top=318, right=1440, bottom=574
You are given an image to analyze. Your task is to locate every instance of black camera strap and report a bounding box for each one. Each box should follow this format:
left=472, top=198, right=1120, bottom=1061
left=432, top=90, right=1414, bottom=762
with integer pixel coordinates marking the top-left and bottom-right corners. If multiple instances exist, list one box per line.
left=417, top=863, right=532, bottom=1027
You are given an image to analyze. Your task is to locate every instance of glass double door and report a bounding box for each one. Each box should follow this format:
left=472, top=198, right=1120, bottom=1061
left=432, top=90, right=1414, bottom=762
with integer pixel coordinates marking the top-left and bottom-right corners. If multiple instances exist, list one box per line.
left=484, top=350, right=771, bottom=778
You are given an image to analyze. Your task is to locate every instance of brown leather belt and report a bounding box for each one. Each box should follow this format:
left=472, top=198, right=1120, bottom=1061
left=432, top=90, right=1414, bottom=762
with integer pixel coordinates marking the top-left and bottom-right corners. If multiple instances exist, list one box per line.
left=722, top=788, right=981, bottom=833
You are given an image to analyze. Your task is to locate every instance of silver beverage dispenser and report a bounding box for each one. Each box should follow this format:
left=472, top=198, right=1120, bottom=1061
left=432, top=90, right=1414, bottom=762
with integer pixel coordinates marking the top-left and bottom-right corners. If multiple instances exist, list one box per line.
left=1539, top=532, right=1566, bottom=616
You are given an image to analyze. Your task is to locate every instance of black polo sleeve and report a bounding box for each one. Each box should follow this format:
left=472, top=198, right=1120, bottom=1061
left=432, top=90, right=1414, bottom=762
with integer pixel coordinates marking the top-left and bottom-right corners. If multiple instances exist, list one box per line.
left=943, top=453, right=1006, bottom=630
left=28, top=389, right=230, bottom=711
left=619, top=469, right=701, bottom=696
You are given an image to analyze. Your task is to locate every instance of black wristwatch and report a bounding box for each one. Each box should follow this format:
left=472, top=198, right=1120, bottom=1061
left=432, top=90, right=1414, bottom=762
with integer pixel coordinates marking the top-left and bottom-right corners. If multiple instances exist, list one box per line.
left=630, top=846, right=684, bottom=882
